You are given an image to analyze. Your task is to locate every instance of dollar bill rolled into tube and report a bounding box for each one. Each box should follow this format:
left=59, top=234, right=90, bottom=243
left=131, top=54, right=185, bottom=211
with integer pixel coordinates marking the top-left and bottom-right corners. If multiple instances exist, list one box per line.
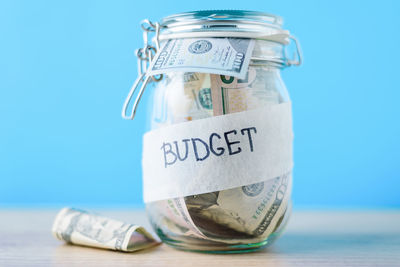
left=52, top=207, right=160, bottom=252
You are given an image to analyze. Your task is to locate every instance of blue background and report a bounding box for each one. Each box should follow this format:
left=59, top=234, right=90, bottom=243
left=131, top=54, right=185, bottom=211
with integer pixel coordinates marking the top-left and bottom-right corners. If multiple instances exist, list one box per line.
left=1, top=0, right=399, bottom=208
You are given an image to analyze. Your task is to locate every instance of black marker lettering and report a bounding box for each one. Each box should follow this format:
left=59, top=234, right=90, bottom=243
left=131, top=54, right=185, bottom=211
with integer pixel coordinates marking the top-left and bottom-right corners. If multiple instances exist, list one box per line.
left=174, top=139, right=190, bottom=161
left=161, top=142, right=177, bottom=168
left=224, top=130, right=242, bottom=155
left=191, top=138, right=210, bottom=161
left=241, top=127, right=257, bottom=152
left=209, top=133, right=225, bottom=156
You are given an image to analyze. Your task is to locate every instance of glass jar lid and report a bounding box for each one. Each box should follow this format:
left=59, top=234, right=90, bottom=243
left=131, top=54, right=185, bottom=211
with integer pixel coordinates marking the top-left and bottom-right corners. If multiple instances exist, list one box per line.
left=159, top=10, right=290, bottom=44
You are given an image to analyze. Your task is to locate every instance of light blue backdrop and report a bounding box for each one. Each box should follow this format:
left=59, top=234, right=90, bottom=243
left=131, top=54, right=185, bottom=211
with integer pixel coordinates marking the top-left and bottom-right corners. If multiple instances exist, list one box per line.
left=1, top=0, right=399, bottom=208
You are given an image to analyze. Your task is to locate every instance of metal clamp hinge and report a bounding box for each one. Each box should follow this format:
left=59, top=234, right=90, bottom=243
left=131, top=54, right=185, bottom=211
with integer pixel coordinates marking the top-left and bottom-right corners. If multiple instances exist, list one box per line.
left=285, top=35, right=303, bottom=67
left=122, top=20, right=162, bottom=120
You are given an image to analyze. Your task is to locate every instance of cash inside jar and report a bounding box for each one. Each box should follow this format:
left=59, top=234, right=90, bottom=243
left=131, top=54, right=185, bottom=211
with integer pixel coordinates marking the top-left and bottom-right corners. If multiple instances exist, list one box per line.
left=145, top=40, right=293, bottom=250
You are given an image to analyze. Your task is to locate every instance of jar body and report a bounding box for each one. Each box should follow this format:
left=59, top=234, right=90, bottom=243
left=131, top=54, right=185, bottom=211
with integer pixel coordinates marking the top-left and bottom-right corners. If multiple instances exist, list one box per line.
left=145, top=40, right=293, bottom=252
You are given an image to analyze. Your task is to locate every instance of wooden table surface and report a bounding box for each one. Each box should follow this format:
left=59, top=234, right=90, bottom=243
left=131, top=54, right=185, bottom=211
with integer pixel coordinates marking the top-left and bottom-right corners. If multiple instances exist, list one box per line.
left=0, top=209, right=399, bottom=266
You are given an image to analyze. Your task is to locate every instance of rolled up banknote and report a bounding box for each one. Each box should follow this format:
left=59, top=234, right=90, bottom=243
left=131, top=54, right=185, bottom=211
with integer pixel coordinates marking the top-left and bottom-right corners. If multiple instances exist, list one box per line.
left=52, top=208, right=160, bottom=252
left=167, top=72, right=213, bottom=122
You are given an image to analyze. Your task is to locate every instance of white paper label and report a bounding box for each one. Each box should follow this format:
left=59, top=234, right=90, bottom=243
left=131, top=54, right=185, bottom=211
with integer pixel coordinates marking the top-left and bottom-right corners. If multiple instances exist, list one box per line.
left=142, top=102, right=293, bottom=203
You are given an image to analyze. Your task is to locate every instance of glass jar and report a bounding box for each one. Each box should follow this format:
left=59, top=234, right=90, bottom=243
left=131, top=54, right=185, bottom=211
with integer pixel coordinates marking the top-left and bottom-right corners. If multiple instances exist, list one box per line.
left=122, top=10, right=301, bottom=253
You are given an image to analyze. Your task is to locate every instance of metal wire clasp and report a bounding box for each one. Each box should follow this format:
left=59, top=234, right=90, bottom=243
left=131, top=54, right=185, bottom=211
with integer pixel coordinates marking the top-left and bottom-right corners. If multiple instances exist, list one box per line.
left=122, top=20, right=162, bottom=120
left=285, top=35, right=303, bottom=67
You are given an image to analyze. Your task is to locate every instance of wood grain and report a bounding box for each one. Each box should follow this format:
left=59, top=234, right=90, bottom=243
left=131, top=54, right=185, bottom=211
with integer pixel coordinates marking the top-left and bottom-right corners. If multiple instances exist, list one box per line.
left=0, top=210, right=399, bottom=266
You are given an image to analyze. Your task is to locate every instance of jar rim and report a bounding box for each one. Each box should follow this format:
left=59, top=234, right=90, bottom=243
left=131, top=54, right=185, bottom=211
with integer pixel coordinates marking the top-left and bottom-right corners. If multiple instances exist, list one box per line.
left=158, top=10, right=290, bottom=44
left=160, top=10, right=283, bottom=27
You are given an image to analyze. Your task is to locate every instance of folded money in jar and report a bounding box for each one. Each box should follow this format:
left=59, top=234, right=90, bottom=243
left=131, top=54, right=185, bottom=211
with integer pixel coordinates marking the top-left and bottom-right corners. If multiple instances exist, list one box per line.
left=52, top=208, right=160, bottom=252
left=121, top=10, right=302, bottom=253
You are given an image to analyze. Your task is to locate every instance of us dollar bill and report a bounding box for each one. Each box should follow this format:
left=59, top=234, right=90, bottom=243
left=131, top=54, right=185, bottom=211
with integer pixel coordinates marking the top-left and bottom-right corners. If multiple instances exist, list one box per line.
left=183, top=73, right=213, bottom=120
left=256, top=173, right=292, bottom=237
left=151, top=174, right=291, bottom=242
left=52, top=208, right=159, bottom=252
left=185, top=172, right=291, bottom=238
left=150, top=198, right=207, bottom=239
left=210, top=67, right=281, bottom=116
left=148, top=38, right=255, bottom=79
left=166, top=72, right=214, bottom=123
